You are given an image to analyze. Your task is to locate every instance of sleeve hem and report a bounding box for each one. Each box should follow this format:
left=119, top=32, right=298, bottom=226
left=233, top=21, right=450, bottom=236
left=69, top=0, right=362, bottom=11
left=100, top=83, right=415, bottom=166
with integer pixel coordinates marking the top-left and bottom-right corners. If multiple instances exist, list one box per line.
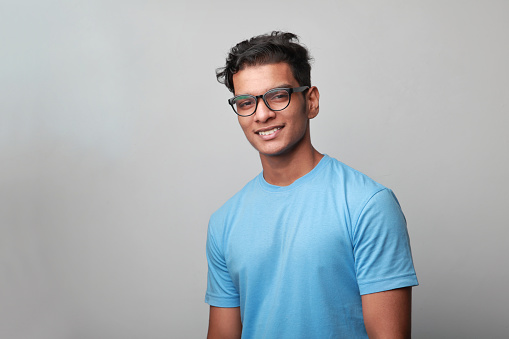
left=205, top=294, right=241, bottom=308
left=359, top=274, right=419, bottom=295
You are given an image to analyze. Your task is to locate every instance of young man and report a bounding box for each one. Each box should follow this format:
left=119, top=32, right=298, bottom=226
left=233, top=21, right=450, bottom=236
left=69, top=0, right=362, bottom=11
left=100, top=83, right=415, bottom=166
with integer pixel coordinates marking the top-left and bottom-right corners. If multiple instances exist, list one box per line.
left=205, top=31, right=418, bottom=339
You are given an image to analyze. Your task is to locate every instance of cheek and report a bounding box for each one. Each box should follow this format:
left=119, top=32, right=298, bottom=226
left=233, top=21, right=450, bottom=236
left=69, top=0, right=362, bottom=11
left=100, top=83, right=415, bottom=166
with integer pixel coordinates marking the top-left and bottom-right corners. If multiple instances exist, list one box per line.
left=294, top=107, right=310, bottom=131
left=238, top=119, right=252, bottom=135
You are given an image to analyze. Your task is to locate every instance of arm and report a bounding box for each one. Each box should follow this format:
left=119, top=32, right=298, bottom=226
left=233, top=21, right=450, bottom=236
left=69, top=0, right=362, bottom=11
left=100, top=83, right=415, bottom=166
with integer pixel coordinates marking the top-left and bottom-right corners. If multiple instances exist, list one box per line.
left=361, top=286, right=412, bottom=339
left=207, top=306, right=242, bottom=339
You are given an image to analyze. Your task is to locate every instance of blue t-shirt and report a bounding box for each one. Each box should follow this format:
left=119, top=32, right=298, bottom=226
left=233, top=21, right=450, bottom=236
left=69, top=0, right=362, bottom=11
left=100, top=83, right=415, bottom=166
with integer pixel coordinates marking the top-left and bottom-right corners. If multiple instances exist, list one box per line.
left=205, top=155, right=418, bottom=338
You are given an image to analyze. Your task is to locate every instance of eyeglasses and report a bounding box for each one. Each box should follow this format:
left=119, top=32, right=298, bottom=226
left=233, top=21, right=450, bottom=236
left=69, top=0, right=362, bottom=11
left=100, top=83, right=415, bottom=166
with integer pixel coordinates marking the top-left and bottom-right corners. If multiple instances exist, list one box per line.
left=228, top=86, right=309, bottom=117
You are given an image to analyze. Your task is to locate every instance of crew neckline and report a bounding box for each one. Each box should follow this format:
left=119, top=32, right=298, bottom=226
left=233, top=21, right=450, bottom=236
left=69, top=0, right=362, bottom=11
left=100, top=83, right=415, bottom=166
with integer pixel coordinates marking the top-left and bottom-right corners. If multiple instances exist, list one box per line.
left=257, top=154, right=331, bottom=192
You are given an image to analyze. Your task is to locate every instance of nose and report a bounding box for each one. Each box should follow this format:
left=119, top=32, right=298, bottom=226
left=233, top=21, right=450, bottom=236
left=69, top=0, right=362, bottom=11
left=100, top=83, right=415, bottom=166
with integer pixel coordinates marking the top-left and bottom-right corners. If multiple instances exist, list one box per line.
left=254, top=97, right=276, bottom=123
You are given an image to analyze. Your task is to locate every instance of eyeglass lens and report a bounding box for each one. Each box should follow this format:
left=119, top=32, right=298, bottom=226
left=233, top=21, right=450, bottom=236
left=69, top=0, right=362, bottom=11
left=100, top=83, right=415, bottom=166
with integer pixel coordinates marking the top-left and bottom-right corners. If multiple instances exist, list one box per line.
left=232, top=89, right=290, bottom=116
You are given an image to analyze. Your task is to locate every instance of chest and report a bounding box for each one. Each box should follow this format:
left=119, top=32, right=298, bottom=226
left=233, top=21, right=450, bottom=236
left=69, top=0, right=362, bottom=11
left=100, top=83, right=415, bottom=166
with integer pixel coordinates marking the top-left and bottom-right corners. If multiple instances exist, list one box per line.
left=224, top=189, right=356, bottom=287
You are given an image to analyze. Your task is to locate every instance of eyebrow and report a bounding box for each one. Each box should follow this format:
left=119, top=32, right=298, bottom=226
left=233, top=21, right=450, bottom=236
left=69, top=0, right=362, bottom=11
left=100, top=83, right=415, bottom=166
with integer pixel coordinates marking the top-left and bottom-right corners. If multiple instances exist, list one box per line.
left=236, top=84, right=295, bottom=97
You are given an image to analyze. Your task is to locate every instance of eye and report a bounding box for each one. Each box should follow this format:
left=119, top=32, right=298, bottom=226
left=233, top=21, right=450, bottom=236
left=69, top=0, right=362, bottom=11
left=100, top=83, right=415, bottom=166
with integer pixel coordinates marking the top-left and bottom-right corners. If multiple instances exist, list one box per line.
left=235, top=97, right=255, bottom=110
left=239, top=101, right=253, bottom=108
left=266, top=90, right=289, bottom=102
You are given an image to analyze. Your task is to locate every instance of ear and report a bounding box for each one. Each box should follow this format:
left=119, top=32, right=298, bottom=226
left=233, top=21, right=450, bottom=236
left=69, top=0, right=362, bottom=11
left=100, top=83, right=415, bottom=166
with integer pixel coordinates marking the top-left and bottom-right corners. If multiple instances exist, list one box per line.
left=306, top=86, right=320, bottom=119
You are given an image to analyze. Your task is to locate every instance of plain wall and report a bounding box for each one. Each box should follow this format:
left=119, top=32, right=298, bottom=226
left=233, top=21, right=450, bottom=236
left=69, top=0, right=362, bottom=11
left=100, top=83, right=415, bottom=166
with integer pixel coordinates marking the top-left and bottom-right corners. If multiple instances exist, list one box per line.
left=1, top=0, right=508, bottom=338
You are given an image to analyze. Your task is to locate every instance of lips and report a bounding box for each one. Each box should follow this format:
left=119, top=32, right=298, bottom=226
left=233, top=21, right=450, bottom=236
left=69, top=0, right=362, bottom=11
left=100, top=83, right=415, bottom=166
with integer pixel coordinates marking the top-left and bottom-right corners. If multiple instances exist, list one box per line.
left=258, top=127, right=281, bottom=136
left=254, top=125, right=284, bottom=141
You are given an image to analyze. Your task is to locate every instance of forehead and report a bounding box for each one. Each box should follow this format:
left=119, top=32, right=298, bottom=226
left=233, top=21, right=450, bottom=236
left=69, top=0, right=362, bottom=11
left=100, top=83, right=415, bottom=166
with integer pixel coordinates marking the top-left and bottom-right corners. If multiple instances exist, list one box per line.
left=233, top=62, right=298, bottom=95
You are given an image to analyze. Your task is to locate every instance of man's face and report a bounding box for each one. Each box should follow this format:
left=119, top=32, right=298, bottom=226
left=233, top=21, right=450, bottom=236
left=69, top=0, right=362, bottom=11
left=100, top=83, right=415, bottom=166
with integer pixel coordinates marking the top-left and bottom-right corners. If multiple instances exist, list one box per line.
left=232, top=62, right=318, bottom=158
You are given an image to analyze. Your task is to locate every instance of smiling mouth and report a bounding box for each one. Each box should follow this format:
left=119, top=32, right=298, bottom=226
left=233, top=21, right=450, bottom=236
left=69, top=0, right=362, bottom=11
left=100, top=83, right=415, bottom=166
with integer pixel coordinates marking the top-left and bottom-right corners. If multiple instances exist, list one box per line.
left=257, top=127, right=282, bottom=136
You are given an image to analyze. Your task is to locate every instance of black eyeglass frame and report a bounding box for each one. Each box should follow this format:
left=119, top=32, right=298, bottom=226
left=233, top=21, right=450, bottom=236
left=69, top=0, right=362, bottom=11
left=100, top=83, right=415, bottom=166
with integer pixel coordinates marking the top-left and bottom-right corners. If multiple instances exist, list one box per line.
left=228, top=86, right=310, bottom=117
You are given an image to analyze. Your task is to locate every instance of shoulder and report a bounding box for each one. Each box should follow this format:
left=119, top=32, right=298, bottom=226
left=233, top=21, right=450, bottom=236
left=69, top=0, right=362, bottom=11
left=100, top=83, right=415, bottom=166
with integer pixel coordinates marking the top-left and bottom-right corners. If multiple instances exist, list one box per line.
left=323, top=155, right=387, bottom=201
left=208, top=174, right=261, bottom=234
left=326, top=156, right=385, bottom=190
left=321, top=155, right=403, bottom=223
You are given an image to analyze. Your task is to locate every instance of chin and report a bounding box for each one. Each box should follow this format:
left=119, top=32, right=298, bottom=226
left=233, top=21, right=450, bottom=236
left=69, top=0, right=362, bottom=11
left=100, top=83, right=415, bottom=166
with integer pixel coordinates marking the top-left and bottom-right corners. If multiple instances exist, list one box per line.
left=252, top=138, right=307, bottom=158
left=255, top=144, right=293, bottom=158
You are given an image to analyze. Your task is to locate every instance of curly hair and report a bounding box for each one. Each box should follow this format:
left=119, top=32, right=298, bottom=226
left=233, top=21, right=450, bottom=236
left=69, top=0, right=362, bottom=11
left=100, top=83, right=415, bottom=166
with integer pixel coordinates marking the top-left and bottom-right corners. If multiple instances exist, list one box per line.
left=216, top=31, right=313, bottom=93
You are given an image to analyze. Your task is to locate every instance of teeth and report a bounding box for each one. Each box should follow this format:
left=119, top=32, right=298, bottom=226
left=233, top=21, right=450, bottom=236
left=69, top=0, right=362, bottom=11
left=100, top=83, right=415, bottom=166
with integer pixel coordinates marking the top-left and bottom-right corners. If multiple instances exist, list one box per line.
left=259, top=127, right=281, bottom=136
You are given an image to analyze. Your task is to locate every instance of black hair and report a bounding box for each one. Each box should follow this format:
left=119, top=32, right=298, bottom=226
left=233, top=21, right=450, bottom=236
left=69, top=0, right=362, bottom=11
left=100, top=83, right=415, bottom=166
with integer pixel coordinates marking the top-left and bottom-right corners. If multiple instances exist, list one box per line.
left=216, top=31, right=312, bottom=93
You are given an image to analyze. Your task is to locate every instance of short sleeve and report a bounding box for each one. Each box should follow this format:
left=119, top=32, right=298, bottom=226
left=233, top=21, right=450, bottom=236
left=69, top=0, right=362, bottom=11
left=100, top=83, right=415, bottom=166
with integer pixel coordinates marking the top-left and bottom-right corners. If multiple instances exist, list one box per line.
left=205, top=216, right=240, bottom=307
left=353, top=188, right=418, bottom=295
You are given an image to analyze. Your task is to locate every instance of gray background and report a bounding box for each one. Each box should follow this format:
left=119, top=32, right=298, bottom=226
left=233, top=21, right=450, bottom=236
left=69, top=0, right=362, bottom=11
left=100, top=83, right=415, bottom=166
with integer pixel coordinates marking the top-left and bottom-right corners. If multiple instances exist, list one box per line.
left=1, top=0, right=508, bottom=338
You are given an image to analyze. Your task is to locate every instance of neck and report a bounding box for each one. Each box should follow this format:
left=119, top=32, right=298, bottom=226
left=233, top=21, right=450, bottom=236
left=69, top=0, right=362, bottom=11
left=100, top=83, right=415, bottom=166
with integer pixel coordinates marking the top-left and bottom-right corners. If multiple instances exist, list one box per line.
left=260, top=141, right=323, bottom=187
